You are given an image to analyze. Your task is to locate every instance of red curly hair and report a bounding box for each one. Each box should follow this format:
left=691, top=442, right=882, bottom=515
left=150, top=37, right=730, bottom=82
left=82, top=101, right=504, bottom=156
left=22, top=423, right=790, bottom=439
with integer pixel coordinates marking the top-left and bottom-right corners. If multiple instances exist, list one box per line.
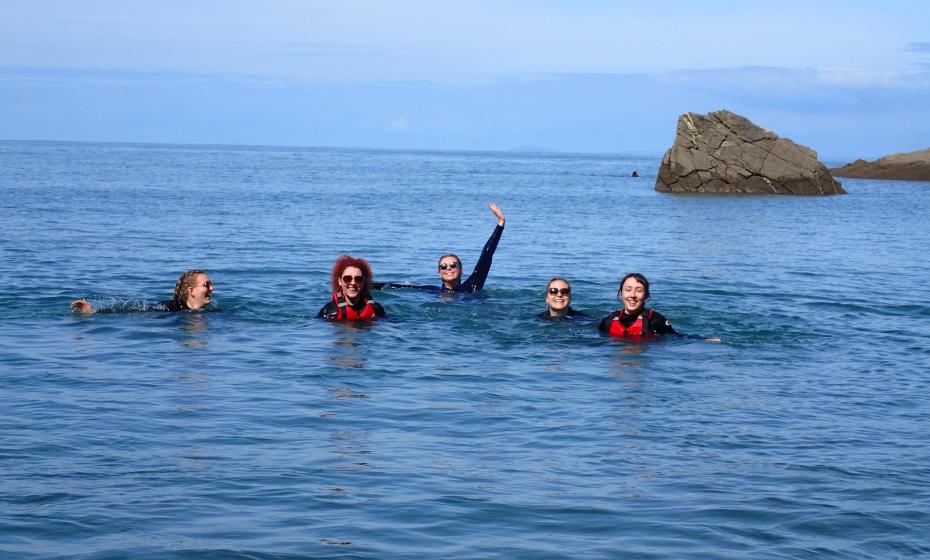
left=330, top=254, right=374, bottom=296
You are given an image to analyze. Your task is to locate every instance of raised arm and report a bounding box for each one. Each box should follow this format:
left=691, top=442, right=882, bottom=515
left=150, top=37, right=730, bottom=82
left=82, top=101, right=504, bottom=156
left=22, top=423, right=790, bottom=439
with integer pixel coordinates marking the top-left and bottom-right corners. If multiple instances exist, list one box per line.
left=460, top=203, right=505, bottom=293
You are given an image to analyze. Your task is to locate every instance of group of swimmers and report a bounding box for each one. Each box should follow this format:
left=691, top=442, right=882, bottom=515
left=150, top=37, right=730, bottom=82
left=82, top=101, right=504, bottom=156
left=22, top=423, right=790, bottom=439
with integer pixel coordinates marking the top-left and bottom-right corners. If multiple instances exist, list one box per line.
left=71, top=203, right=687, bottom=338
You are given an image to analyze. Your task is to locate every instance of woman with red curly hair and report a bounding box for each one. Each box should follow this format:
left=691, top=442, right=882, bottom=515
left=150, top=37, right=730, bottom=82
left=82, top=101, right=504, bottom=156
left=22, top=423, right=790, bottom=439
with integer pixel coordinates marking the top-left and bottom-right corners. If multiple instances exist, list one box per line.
left=317, top=255, right=386, bottom=321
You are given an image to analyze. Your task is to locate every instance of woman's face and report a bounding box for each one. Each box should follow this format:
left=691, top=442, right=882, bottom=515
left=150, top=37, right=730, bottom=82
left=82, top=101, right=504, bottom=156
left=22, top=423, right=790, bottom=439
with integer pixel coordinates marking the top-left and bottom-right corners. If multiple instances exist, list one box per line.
left=339, top=266, right=366, bottom=301
left=186, top=273, right=214, bottom=310
left=438, top=256, right=462, bottom=285
left=620, top=277, right=647, bottom=314
left=546, top=280, right=572, bottom=312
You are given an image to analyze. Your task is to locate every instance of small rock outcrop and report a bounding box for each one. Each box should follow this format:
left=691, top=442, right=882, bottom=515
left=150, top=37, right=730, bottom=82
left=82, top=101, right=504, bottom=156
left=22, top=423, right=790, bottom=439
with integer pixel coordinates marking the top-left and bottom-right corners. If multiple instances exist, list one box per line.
left=656, top=110, right=845, bottom=195
left=830, top=149, right=930, bottom=181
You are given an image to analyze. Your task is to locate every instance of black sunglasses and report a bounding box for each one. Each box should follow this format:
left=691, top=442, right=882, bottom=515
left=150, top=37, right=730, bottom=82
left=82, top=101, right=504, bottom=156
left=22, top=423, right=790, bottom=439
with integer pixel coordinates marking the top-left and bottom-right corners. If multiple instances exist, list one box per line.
left=548, top=287, right=571, bottom=296
left=438, top=262, right=460, bottom=270
left=341, top=275, right=366, bottom=284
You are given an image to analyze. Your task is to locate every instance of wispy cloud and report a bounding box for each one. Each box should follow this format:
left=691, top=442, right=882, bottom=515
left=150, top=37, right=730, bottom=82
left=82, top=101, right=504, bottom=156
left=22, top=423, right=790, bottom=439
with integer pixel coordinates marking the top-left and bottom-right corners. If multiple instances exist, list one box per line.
left=388, top=117, right=409, bottom=131
left=906, top=42, right=930, bottom=52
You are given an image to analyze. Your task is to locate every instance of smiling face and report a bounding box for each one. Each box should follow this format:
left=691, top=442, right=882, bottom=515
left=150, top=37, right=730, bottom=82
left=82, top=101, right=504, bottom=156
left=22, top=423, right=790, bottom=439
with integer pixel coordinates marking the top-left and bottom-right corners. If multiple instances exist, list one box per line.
left=619, top=276, right=648, bottom=315
left=185, top=273, right=214, bottom=310
left=338, top=266, right=366, bottom=302
left=437, top=255, right=462, bottom=288
left=546, top=279, right=572, bottom=316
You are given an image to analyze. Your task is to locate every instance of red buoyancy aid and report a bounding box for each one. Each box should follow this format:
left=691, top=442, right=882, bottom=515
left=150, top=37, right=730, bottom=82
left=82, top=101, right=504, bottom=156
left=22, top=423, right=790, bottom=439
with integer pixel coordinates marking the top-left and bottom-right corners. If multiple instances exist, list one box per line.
left=332, top=292, right=377, bottom=321
left=609, top=309, right=653, bottom=337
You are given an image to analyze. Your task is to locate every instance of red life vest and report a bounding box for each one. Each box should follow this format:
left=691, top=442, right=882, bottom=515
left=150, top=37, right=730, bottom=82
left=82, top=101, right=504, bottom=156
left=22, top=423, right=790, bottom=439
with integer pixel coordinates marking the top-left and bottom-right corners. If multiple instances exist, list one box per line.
left=609, top=309, right=653, bottom=337
left=332, top=292, right=378, bottom=321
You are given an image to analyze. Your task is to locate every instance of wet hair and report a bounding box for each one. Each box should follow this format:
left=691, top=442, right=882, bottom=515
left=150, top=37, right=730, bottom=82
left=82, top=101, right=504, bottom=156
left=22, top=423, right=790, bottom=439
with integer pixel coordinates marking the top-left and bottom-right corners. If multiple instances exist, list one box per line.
left=617, top=272, right=650, bottom=300
left=437, top=253, right=462, bottom=268
left=546, top=277, right=571, bottom=291
left=173, top=269, right=208, bottom=303
left=330, top=254, right=374, bottom=297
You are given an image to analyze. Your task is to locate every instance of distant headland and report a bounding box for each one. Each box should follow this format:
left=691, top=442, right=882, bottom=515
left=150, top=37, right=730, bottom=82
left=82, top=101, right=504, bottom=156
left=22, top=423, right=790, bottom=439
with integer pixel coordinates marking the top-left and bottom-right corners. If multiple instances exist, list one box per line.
left=830, top=148, right=930, bottom=181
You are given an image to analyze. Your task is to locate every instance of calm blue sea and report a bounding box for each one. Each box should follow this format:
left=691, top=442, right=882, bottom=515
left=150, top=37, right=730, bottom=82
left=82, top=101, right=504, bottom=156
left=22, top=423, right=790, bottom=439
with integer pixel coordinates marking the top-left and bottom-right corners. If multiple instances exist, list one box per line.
left=2, top=140, right=930, bottom=559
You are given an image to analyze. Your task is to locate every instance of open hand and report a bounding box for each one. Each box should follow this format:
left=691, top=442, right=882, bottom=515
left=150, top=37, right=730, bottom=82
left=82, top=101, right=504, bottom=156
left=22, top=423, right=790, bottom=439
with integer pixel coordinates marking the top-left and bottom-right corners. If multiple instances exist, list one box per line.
left=489, top=202, right=505, bottom=226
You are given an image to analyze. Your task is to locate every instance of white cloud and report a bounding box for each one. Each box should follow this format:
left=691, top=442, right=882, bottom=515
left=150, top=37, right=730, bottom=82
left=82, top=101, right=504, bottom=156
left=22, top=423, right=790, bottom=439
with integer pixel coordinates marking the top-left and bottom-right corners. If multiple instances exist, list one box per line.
left=388, top=117, right=408, bottom=131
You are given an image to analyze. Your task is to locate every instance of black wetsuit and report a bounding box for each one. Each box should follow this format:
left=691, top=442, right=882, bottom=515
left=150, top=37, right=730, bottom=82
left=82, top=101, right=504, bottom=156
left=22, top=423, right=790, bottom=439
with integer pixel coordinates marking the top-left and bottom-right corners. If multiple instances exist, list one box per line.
left=537, top=308, right=589, bottom=320
left=597, top=309, right=678, bottom=335
left=375, top=224, right=504, bottom=294
left=160, top=299, right=188, bottom=312
left=316, top=298, right=387, bottom=320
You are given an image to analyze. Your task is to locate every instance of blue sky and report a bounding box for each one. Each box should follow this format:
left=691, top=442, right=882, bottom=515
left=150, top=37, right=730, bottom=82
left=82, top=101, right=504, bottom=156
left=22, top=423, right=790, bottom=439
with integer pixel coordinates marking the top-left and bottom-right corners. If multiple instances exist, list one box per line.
left=2, top=0, right=929, bottom=159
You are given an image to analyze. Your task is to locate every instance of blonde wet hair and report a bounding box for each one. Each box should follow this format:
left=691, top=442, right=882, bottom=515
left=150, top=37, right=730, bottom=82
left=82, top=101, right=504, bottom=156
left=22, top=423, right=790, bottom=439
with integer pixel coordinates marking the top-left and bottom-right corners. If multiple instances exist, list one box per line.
left=173, top=269, right=207, bottom=303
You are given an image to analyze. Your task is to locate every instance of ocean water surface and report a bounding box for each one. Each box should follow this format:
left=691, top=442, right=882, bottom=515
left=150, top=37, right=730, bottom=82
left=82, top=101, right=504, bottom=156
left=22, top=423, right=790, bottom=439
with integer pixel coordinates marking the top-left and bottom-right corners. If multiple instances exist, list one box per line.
left=1, top=140, right=930, bottom=559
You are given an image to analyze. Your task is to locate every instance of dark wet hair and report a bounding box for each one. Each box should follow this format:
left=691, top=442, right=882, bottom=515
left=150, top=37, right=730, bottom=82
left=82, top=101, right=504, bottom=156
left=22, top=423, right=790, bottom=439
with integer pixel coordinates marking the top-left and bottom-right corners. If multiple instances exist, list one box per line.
left=617, top=272, right=650, bottom=300
left=546, top=277, right=571, bottom=290
left=173, top=269, right=207, bottom=303
left=331, top=254, right=374, bottom=297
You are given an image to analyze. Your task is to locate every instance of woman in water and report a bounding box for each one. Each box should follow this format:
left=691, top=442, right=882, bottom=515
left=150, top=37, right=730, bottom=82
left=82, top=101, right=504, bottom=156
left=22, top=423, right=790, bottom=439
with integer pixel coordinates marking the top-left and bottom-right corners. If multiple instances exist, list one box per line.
left=437, top=202, right=505, bottom=293
left=597, top=272, right=677, bottom=337
left=317, top=255, right=386, bottom=321
left=538, top=277, right=588, bottom=320
left=71, top=269, right=215, bottom=314
left=375, top=203, right=506, bottom=294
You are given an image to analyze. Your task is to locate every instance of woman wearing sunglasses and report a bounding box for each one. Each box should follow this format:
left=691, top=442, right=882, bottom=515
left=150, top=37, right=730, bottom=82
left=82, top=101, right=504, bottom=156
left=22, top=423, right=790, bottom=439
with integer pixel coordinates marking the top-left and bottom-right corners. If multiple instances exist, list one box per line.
left=436, top=202, right=506, bottom=292
left=317, top=255, right=386, bottom=321
left=71, top=269, right=215, bottom=314
left=374, top=203, right=505, bottom=294
left=597, top=272, right=677, bottom=337
left=539, top=277, right=588, bottom=320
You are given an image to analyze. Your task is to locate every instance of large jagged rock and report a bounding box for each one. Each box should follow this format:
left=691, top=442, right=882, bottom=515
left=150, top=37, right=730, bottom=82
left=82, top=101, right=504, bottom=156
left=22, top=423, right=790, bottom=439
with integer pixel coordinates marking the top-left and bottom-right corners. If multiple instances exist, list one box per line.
left=656, top=110, right=845, bottom=195
left=830, top=148, right=930, bottom=181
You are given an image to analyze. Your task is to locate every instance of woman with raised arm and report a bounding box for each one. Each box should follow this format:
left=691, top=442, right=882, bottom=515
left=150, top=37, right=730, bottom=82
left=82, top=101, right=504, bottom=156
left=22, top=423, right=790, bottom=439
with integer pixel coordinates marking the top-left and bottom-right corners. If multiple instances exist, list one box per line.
left=436, top=202, right=505, bottom=293
left=374, top=203, right=506, bottom=294
left=317, top=255, right=386, bottom=321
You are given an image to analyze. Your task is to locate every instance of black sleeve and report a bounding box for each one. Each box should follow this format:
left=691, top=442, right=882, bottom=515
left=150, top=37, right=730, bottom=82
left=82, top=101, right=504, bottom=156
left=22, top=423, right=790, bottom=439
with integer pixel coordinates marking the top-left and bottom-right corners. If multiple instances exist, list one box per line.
left=371, top=282, right=441, bottom=292
left=317, top=301, right=338, bottom=319
left=649, top=310, right=678, bottom=335
left=597, top=313, right=615, bottom=333
left=371, top=302, right=387, bottom=318
left=160, top=299, right=183, bottom=312
left=460, top=224, right=504, bottom=293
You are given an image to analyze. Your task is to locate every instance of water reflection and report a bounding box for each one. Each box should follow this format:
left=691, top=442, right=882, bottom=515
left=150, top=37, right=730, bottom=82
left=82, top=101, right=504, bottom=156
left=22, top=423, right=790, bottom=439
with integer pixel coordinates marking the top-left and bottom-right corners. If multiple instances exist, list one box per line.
left=178, top=313, right=210, bottom=349
left=325, top=324, right=373, bottom=370
left=609, top=341, right=647, bottom=375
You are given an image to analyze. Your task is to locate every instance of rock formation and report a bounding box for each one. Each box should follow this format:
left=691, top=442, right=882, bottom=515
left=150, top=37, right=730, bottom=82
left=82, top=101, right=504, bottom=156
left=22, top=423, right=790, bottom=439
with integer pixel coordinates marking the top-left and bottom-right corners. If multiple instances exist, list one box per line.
left=656, top=110, right=845, bottom=195
left=830, top=148, right=930, bottom=181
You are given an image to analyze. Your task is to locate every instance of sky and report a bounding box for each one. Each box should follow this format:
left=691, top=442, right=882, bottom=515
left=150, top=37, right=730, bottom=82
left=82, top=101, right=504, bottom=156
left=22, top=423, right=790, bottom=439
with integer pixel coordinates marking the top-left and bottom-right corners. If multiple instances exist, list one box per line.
left=2, top=0, right=930, bottom=159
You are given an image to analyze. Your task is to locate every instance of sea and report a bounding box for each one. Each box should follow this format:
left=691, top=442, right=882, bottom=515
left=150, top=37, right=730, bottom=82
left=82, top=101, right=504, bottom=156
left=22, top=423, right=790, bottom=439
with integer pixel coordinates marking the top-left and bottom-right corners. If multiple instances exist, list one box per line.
left=2, top=140, right=929, bottom=559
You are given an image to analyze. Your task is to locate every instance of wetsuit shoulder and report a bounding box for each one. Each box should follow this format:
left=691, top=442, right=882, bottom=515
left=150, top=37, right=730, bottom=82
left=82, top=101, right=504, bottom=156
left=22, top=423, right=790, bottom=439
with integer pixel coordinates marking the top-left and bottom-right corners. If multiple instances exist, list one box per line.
left=597, top=311, right=620, bottom=332
left=648, top=310, right=677, bottom=335
left=370, top=301, right=387, bottom=318
left=317, top=300, right=338, bottom=319
left=159, top=299, right=185, bottom=312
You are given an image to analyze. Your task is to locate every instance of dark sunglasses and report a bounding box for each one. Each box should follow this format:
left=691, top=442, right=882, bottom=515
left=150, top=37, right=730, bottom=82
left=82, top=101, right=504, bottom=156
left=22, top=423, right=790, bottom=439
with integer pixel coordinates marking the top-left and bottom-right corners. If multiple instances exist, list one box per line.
left=438, top=262, right=460, bottom=271
left=194, top=280, right=214, bottom=289
left=548, top=287, right=571, bottom=296
left=341, top=275, right=366, bottom=284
